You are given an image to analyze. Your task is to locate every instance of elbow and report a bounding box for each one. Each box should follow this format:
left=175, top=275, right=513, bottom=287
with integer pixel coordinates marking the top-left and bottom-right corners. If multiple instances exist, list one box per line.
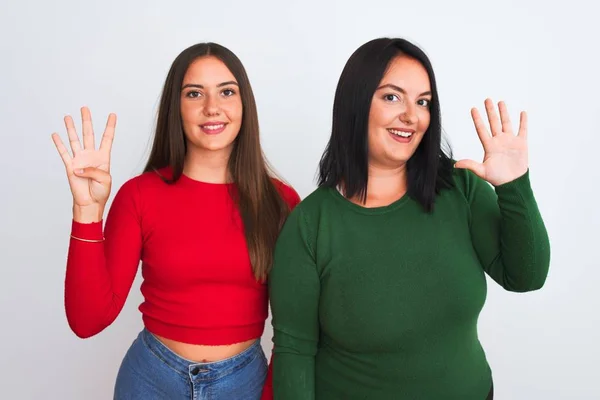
left=66, top=313, right=105, bottom=339
left=68, top=320, right=102, bottom=339
left=505, top=264, right=550, bottom=293
left=507, top=277, right=546, bottom=293
left=529, top=274, right=548, bottom=291
left=504, top=246, right=551, bottom=293
left=64, top=295, right=120, bottom=339
left=72, top=329, right=97, bottom=339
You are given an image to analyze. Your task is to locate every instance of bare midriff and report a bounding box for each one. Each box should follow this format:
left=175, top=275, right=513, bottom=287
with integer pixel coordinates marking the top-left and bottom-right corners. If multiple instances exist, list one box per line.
left=153, top=334, right=258, bottom=363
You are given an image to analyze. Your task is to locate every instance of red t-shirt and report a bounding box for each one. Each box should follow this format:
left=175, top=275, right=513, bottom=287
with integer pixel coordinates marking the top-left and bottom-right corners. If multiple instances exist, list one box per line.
left=64, top=168, right=300, bottom=398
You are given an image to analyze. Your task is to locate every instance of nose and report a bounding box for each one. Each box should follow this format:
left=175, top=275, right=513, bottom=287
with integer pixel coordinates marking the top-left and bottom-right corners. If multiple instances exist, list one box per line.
left=203, top=95, right=220, bottom=116
left=400, top=102, right=417, bottom=125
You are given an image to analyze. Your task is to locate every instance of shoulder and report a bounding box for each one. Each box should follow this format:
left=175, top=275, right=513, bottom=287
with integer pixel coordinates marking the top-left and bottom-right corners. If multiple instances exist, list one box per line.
left=276, top=187, right=335, bottom=250
left=451, top=166, right=472, bottom=195
left=271, top=178, right=302, bottom=209
left=297, top=186, right=332, bottom=209
left=118, top=168, right=167, bottom=191
left=112, top=168, right=173, bottom=207
left=446, top=166, right=502, bottom=209
left=287, top=186, right=334, bottom=224
left=449, top=165, right=490, bottom=199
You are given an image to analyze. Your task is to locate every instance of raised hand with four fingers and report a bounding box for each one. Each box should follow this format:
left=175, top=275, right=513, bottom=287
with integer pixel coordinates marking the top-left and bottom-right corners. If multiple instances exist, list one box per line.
left=51, top=107, right=116, bottom=222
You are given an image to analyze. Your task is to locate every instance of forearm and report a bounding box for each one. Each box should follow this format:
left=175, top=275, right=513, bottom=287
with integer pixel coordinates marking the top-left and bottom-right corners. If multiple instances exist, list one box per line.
left=486, top=171, right=551, bottom=291
left=272, top=332, right=316, bottom=400
left=65, top=221, right=121, bottom=337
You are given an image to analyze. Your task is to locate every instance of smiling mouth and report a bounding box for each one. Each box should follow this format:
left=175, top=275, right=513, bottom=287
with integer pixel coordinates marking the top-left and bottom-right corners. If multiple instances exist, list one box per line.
left=201, top=123, right=226, bottom=131
left=200, top=123, right=227, bottom=134
left=387, top=128, right=413, bottom=138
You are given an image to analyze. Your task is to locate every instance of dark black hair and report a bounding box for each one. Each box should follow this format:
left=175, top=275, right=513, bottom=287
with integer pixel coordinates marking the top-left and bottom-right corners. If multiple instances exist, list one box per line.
left=317, top=37, right=455, bottom=212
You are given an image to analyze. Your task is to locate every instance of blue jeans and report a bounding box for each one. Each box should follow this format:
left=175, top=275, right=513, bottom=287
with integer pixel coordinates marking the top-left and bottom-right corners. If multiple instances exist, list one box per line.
left=114, top=328, right=268, bottom=399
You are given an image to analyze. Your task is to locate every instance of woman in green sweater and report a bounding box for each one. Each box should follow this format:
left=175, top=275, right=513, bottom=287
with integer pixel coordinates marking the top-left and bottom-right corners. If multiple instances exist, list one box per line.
left=269, top=37, right=550, bottom=399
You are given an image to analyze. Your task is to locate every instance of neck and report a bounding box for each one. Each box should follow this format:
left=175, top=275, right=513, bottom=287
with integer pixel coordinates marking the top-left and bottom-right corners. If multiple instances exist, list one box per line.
left=349, top=162, right=408, bottom=207
left=367, top=161, right=407, bottom=190
left=183, top=145, right=232, bottom=184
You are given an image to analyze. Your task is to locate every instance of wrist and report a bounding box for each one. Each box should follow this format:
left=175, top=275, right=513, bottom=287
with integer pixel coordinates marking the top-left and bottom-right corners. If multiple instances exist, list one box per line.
left=73, top=204, right=104, bottom=223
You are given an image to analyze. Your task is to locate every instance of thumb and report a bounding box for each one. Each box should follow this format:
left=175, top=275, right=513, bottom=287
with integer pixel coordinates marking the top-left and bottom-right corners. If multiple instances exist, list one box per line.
left=454, top=159, right=486, bottom=179
left=73, top=167, right=111, bottom=185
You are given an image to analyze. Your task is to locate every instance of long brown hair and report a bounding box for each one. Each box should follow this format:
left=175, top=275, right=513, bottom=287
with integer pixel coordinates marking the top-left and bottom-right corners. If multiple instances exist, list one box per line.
left=144, top=42, right=292, bottom=282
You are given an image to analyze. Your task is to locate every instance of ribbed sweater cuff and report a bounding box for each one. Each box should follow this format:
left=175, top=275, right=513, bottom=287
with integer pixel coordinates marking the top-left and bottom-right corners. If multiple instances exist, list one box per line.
left=71, top=220, right=104, bottom=240
left=494, top=169, right=534, bottom=203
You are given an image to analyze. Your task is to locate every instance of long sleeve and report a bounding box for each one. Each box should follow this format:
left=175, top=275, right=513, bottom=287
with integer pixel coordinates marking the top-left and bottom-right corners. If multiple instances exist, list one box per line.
left=269, top=206, right=319, bottom=400
left=260, top=181, right=301, bottom=400
left=64, top=178, right=143, bottom=338
left=260, top=354, right=273, bottom=400
left=464, top=169, right=551, bottom=291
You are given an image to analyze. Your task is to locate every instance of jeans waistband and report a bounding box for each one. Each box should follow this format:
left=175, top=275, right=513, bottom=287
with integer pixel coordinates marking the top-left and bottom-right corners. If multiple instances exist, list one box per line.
left=140, top=328, right=262, bottom=381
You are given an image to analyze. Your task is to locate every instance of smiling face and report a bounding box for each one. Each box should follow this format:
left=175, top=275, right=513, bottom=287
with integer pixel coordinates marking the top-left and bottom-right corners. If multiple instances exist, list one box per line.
left=367, top=54, right=432, bottom=169
left=179, top=56, right=243, bottom=154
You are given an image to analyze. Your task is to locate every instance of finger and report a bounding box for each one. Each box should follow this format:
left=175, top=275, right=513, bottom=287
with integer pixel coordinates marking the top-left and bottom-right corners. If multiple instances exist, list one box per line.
left=73, top=167, right=111, bottom=185
left=81, top=107, right=95, bottom=150
left=484, top=98, right=502, bottom=136
left=100, top=113, right=117, bottom=153
left=518, top=111, right=528, bottom=139
left=470, top=107, right=491, bottom=148
left=51, top=133, right=73, bottom=171
left=454, top=159, right=486, bottom=179
left=64, top=115, right=82, bottom=154
left=498, top=101, right=513, bottom=134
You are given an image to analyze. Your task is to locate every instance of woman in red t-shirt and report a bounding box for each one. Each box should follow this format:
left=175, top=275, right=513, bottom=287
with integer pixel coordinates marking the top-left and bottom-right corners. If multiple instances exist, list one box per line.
left=51, top=42, right=299, bottom=399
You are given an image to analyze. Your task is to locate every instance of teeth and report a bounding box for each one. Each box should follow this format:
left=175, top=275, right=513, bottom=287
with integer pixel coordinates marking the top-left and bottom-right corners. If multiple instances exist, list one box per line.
left=388, top=129, right=413, bottom=138
left=203, top=124, right=224, bottom=130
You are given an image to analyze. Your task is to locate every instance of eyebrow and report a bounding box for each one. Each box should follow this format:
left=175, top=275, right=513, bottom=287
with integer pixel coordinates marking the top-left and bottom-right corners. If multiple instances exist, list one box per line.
left=181, top=81, right=239, bottom=89
left=376, top=83, right=431, bottom=97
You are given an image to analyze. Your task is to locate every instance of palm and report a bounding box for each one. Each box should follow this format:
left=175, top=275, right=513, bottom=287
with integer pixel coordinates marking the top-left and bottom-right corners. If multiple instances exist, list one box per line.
left=52, top=107, right=116, bottom=207
left=68, top=148, right=111, bottom=206
left=456, top=99, right=529, bottom=186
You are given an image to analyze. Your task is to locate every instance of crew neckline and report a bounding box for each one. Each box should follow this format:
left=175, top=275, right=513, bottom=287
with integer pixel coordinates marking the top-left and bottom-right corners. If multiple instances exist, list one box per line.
left=179, top=172, right=235, bottom=187
left=152, top=166, right=234, bottom=188
left=327, top=186, right=411, bottom=215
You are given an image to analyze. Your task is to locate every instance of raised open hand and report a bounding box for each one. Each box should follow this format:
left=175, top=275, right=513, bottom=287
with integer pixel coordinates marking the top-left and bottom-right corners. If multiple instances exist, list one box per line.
left=455, top=98, right=529, bottom=186
left=51, top=107, right=116, bottom=210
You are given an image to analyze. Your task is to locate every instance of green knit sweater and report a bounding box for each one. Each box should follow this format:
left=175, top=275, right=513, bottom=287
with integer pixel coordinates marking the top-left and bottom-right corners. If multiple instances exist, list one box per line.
left=269, top=168, right=550, bottom=399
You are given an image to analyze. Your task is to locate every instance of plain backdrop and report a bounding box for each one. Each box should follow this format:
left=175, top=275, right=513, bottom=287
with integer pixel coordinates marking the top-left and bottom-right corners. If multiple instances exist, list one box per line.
left=1, top=0, right=599, bottom=398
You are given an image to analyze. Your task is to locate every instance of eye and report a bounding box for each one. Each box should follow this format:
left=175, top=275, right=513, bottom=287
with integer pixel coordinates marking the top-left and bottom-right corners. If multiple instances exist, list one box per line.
left=186, top=91, right=201, bottom=98
left=222, top=88, right=236, bottom=97
left=383, top=93, right=400, bottom=102
left=417, top=98, right=431, bottom=107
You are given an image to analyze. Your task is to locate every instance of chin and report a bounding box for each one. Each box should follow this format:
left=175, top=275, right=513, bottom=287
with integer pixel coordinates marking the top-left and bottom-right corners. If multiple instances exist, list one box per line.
left=189, top=134, right=238, bottom=152
left=385, top=150, right=415, bottom=164
left=202, top=142, right=235, bottom=152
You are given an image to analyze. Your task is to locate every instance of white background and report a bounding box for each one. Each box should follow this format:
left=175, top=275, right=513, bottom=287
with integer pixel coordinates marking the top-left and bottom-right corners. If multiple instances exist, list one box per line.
left=1, top=0, right=598, bottom=398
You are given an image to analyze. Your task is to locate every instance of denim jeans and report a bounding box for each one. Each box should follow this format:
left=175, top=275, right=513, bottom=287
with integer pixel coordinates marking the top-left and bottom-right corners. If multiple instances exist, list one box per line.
left=113, top=328, right=268, bottom=399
